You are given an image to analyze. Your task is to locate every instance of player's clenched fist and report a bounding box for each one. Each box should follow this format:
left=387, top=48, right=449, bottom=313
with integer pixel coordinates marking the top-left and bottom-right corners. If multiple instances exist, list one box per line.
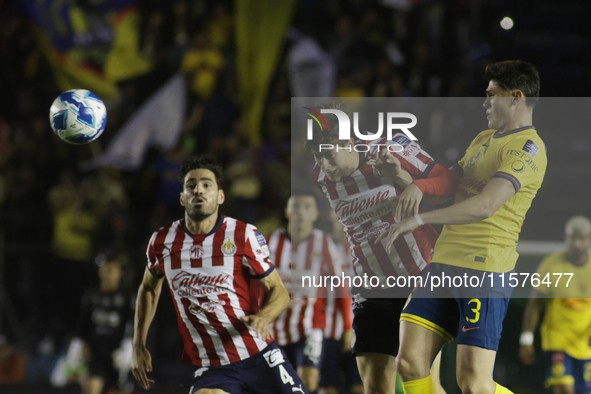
left=131, top=344, right=155, bottom=390
left=367, top=148, right=402, bottom=179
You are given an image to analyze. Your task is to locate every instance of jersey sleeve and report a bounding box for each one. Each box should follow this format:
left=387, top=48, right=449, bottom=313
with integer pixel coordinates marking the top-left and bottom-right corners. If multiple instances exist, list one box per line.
left=146, top=231, right=165, bottom=278
left=243, top=225, right=275, bottom=279
left=387, top=134, right=437, bottom=179
left=493, top=136, right=546, bottom=193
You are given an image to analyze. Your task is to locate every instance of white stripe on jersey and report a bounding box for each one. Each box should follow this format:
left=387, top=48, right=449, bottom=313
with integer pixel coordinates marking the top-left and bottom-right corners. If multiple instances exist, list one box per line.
left=269, top=228, right=340, bottom=345
left=146, top=216, right=272, bottom=367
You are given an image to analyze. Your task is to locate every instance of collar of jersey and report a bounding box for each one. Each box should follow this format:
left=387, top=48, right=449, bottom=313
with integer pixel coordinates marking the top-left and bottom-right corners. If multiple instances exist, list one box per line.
left=182, top=214, right=225, bottom=237
left=493, top=125, right=535, bottom=138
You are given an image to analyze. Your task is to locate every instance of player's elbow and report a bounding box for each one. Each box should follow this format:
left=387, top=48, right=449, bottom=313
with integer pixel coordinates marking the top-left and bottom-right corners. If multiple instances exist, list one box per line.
left=475, top=200, right=496, bottom=220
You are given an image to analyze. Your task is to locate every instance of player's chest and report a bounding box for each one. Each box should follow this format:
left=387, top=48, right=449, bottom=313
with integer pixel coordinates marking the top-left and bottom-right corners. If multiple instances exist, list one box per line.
left=462, top=137, right=503, bottom=182
left=161, top=236, right=243, bottom=270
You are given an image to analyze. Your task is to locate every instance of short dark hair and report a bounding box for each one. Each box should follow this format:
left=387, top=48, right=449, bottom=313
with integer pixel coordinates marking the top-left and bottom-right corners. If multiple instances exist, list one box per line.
left=484, top=60, right=540, bottom=108
left=178, top=156, right=224, bottom=190
left=304, top=101, right=353, bottom=152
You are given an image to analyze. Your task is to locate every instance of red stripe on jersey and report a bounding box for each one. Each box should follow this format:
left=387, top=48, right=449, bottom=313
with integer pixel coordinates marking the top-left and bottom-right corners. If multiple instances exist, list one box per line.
left=274, top=233, right=286, bottom=269
left=284, top=307, right=293, bottom=344
left=342, top=175, right=360, bottom=195
left=180, top=297, right=221, bottom=366
left=169, top=288, right=201, bottom=364
left=325, top=180, right=339, bottom=201
left=382, top=214, right=422, bottom=276
left=234, top=221, right=247, bottom=257
left=297, top=298, right=308, bottom=339
left=304, top=236, right=315, bottom=270
left=351, top=243, right=379, bottom=278
left=170, top=225, right=186, bottom=270
left=197, top=296, right=240, bottom=363
left=151, top=223, right=173, bottom=271
left=414, top=226, right=438, bottom=268
left=359, top=164, right=382, bottom=189
left=218, top=293, right=264, bottom=356
left=212, top=222, right=226, bottom=266
left=360, top=220, right=398, bottom=279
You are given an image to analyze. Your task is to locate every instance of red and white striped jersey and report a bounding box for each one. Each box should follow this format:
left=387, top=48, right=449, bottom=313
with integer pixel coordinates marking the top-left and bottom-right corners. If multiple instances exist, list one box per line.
left=146, top=215, right=274, bottom=367
left=267, top=228, right=349, bottom=345
left=313, top=134, right=440, bottom=289
left=323, top=241, right=353, bottom=340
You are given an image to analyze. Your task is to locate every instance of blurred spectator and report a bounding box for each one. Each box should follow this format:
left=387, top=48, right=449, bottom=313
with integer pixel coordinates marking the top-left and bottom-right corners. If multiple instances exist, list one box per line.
left=181, top=30, right=224, bottom=100
left=0, top=334, right=26, bottom=385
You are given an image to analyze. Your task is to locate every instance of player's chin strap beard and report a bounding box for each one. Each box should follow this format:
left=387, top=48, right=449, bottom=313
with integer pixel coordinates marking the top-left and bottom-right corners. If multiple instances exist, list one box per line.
left=187, top=207, right=216, bottom=223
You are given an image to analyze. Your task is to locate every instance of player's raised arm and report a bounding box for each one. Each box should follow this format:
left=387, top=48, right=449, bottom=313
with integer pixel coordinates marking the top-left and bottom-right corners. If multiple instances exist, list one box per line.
left=131, top=267, right=163, bottom=390
left=241, top=269, right=290, bottom=341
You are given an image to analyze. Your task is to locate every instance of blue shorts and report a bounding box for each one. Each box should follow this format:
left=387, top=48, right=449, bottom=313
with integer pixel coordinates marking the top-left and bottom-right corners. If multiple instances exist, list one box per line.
left=280, top=336, right=324, bottom=369
left=544, top=351, right=591, bottom=393
left=352, top=296, right=407, bottom=356
left=190, top=342, right=308, bottom=394
left=319, top=339, right=362, bottom=389
left=401, top=263, right=513, bottom=351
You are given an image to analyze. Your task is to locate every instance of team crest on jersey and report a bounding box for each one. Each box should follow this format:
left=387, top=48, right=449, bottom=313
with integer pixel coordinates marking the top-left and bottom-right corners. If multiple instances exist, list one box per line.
left=190, top=245, right=204, bottom=259
left=222, top=238, right=236, bottom=255
left=467, top=150, right=483, bottom=168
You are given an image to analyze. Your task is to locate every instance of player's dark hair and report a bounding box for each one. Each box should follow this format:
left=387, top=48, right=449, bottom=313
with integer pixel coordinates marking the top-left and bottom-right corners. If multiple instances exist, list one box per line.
left=304, top=101, right=353, bottom=152
left=484, top=60, right=540, bottom=108
left=178, top=156, right=224, bottom=190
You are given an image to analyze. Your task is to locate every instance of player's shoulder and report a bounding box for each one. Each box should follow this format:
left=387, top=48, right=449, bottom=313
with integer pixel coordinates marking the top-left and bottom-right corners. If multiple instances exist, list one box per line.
left=500, top=128, right=546, bottom=156
left=152, top=219, right=182, bottom=236
left=537, top=251, right=567, bottom=272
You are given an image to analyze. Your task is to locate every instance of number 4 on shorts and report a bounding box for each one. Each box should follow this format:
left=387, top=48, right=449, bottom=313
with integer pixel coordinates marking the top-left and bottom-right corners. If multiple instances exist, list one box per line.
left=279, top=364, right=295, bottom=385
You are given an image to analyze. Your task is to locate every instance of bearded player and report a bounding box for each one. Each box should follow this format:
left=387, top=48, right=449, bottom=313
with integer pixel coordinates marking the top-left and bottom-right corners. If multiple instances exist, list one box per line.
left=131, top=156, right=308, bottom=394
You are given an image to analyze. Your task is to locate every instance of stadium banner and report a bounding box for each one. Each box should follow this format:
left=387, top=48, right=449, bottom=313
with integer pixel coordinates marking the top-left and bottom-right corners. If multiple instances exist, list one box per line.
left=290, top=97, right=587, bottom=299
left=235, top=0, right=297, bottom=146
left=83, top=73, right=186, bottom=170
left=22, top=0, right=152, bottom=100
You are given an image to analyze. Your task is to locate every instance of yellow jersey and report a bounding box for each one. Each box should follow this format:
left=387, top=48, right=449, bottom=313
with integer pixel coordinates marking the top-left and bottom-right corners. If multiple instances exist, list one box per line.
left=536, top=252, right=591, bottom=359
left=433, top=126, right=547, bottom=273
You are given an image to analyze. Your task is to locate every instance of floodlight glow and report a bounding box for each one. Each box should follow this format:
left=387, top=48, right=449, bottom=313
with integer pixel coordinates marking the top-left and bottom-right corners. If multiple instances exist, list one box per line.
left=500, top=17, right=514, bottom=30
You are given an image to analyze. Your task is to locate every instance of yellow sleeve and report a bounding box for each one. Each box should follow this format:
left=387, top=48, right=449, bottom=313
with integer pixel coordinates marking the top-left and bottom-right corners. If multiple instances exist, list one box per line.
left=493, top=136, right=546, bottom=192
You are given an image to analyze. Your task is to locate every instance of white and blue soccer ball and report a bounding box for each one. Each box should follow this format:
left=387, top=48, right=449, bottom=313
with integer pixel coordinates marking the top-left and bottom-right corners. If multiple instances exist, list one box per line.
left=49, top=89, right=107, bottom=145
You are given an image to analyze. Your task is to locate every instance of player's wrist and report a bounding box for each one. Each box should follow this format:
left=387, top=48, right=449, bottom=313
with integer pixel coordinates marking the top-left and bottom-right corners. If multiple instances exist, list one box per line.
left=414, top=214, right=425, bottom=226
left=519, top=331, right=534, bottom=346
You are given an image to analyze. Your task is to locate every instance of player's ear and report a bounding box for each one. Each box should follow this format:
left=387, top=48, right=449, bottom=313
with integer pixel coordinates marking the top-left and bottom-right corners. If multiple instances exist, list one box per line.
left=217, top=189, right=225, bottom=205
left=179, top=193, right=185, bottom=207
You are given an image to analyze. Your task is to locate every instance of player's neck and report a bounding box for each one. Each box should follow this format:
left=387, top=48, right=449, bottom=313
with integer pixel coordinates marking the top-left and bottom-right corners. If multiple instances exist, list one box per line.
left=185, top=211, right=219, bottom=235
left=288, top=223, right=313, bottom=243
left=567, top=251, right=588, bottom=267
left=100, top=282, right=119, bottom=292
left=498, top=113, right=533, bottom=134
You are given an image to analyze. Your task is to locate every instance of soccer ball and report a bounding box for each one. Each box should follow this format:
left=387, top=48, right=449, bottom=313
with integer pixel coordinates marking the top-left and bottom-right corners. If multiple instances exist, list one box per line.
left=49, top=89, right=107, bottom=145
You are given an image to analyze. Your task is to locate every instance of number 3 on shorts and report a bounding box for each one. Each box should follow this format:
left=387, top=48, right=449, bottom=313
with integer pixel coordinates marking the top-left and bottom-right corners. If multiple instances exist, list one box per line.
left=279, top=364, right=295, bottom=385
left=466, top=298, right=481, bottom=323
